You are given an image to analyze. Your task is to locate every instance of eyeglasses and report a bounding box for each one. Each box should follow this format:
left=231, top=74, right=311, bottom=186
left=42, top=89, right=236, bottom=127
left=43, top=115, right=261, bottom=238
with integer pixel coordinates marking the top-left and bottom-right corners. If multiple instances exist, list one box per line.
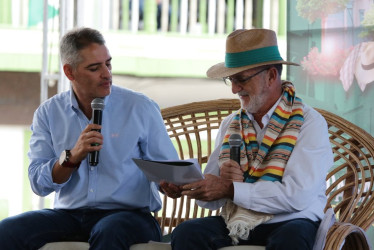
left=223, top=67, right=269, bottom=87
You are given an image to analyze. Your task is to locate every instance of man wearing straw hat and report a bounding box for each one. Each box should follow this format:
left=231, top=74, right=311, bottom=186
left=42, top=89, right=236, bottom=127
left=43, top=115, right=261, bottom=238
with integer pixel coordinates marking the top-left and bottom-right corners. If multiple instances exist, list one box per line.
left=161, top=29, right=334, bottom=249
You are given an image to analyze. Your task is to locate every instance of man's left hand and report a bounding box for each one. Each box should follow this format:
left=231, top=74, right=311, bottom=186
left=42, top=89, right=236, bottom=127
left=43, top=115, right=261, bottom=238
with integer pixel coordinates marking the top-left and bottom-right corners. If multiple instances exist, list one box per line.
left=180, top=174, right=234, bottom=201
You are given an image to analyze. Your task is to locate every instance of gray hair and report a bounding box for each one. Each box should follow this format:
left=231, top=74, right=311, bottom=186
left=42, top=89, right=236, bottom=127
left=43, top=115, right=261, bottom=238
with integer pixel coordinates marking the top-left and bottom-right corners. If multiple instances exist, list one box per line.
left=60, top=27, right=106, bottom=68
left=272, top=64, right=283, bottom=76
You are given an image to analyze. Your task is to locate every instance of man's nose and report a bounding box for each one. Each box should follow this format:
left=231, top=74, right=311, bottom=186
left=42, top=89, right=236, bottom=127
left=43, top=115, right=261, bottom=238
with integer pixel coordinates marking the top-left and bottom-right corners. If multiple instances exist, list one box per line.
left=231, top=82, right=243, bottom=94
left=101, top=66, right=111, bottom=78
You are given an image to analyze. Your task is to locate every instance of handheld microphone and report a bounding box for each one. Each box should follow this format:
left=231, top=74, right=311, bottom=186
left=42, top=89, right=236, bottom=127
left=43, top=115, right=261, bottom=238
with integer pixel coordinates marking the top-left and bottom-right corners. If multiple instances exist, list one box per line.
left=89, top=98, right=105, bottom=166
left=229, top=134, right=242, bottom=165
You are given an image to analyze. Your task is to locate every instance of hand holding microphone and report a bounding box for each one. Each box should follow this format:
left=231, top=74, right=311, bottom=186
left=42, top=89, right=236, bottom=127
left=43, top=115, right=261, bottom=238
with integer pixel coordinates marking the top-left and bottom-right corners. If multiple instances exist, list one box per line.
left=219, top=134, right=244, bottom=182
left=89, top=98, right=105, bottom=166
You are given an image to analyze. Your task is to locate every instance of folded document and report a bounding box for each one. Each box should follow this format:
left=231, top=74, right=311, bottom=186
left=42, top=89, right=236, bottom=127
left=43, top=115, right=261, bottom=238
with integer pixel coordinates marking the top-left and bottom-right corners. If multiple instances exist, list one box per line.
left=132, top=158, right=204, bottom=185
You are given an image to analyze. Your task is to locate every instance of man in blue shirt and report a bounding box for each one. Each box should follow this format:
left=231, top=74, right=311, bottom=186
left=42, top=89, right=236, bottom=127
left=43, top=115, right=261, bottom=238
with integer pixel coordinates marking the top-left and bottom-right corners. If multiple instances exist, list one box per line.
left=0, top=27, right=178, bottom=249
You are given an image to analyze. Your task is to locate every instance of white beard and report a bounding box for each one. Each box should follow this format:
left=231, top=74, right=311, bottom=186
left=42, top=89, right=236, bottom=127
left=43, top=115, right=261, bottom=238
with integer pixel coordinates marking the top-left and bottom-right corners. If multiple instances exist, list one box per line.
left=241, top=93, right=266, bottom=113
left=240, top=84, right=268, bottom=113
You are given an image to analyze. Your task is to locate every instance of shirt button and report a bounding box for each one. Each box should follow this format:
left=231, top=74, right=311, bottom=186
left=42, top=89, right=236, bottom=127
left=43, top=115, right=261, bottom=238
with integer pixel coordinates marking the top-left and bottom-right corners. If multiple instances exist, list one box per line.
left=90, top=189, right=94, bottom=192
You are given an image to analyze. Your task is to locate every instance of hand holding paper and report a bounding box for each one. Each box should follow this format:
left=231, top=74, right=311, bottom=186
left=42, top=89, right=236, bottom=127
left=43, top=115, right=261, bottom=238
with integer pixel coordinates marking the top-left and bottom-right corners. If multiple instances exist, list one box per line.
left=132, top=158, right=204, bottom=185
left=159, top=181, right=182, bottom=199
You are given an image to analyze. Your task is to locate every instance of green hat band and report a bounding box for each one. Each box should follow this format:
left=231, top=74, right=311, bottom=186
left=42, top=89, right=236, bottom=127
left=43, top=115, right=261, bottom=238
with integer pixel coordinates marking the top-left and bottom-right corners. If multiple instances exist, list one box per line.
left=225, top=46, right=283, bottom=68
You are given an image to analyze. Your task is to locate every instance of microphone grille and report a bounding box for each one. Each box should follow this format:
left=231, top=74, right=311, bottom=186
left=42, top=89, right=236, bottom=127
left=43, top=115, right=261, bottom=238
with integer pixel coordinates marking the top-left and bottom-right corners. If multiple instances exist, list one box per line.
left=91, top=98, right=105, bottom=110
left=229, top=134, right=242, bottom=147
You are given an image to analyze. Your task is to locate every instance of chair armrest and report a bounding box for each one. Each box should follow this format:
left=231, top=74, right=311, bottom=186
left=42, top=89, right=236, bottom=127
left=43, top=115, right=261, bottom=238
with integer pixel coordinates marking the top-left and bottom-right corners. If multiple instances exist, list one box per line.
left=324, top=222, right=372, bottom=250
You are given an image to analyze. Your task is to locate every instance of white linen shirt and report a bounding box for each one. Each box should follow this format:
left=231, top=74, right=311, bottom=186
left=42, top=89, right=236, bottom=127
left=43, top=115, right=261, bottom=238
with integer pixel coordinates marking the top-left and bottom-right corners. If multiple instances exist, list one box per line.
left=197, top=99, right=334, bottom=223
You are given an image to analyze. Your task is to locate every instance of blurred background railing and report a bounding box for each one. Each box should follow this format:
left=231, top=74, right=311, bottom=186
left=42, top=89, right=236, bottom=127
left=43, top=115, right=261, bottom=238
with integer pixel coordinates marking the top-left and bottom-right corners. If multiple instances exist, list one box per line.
left=1, top=0, right=288, bottom=97
left=1, top=0, right=284, bottom=34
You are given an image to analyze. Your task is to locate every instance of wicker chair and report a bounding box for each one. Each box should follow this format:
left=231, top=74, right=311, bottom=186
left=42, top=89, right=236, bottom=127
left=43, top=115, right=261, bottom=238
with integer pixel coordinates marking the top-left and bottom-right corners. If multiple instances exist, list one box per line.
left=40, top=98, right=374, bottom=250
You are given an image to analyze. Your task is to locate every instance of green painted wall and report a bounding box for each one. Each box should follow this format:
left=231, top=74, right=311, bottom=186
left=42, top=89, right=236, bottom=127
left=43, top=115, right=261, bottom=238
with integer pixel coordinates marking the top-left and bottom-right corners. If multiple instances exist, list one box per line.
left=0, top=28, right=227, bottom=77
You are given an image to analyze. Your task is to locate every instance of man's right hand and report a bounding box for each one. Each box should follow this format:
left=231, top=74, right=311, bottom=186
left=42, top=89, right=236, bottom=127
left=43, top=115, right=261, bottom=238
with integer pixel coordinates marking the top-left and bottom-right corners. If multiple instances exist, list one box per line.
left=159, top=181, right=182, bottom=199
left=52, top=124, right=103, bottom=184
left=219, top=159, right=244, bottom=182
left=69, top=124, right=103, bottom=163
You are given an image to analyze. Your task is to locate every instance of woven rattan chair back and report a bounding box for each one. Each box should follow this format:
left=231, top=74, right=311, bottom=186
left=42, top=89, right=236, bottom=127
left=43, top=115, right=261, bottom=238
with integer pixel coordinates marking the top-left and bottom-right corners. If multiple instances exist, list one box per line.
left=156, top=99, right=240, bottom=234
left=315, top=108, right=374, bottom=249
left=315, top=108, right=374, bottom=228
left=156, top=99, right=374, bottom=248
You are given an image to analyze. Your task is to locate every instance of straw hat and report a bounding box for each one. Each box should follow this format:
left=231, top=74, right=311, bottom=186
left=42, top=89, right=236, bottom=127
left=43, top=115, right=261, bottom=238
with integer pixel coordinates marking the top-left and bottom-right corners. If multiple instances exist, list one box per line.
left=354, top=41, right=374, bottom=92
left=206, top=29, right=299, bottom=78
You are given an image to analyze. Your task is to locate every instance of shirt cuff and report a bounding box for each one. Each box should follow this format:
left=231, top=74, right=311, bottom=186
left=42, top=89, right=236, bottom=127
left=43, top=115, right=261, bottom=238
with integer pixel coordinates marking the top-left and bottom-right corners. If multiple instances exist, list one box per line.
left=49, top=158, right=72, bottom=189
left=233, top=181, right=251, bottom=208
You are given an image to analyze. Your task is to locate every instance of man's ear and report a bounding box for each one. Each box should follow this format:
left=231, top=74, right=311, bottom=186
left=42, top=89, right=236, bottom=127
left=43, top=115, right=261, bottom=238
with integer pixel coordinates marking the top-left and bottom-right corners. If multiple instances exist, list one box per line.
left=267, top=67, right=278, bottom=85
left=268, top=67, right=278, bottom=82
left=63, top=64, right=74, bottom=81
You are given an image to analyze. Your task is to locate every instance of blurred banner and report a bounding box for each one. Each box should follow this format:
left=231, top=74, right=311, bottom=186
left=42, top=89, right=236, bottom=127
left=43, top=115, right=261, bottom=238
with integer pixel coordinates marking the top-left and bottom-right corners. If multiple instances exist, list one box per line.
left=287, top=0, right=374, bottom=246
left=287, top=0, right=374, bottom=135
left=28, top=0, right=58, bottom=27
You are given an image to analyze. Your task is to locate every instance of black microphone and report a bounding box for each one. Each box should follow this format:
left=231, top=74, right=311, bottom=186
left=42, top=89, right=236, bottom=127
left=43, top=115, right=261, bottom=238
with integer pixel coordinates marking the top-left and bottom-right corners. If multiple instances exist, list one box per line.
left=89, top=98, right=105, bottom=166
left=229, top=134, right=242, bottom=165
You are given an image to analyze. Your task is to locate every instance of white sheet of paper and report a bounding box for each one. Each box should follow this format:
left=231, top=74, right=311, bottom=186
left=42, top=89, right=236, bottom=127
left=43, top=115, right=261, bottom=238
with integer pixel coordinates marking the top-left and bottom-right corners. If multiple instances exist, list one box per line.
left=132, top=158, right=204, bottom=185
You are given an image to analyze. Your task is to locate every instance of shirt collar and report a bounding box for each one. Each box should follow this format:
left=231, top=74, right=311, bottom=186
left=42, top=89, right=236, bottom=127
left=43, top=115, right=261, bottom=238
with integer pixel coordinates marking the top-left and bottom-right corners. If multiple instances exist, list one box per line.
left=68, top=85, right=112, bottom=111
left=69, top=85, right=79, bottom=111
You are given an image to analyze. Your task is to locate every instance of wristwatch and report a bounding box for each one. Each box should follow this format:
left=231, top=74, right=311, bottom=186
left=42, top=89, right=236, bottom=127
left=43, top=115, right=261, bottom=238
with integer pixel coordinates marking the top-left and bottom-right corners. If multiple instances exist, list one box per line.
left=59, top=150, right=80, bottom=169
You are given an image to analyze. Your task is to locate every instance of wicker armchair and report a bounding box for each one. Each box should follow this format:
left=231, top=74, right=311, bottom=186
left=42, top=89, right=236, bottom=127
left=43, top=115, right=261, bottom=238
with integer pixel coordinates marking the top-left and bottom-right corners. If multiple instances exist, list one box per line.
left=316, top=108, right=374, bottom=249
left=40, top=98, right=374, bottom=250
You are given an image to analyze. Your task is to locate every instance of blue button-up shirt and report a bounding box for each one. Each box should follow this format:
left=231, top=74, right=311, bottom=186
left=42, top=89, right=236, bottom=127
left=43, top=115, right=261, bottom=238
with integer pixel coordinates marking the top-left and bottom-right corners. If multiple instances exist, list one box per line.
left=28, top=85, right=178, bottom=212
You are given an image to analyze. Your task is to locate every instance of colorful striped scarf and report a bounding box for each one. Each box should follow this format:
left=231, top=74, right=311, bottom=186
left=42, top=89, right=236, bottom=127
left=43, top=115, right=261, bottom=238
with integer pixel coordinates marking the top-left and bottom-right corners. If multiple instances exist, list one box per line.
left=220, top=81, right=304, bottom=244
